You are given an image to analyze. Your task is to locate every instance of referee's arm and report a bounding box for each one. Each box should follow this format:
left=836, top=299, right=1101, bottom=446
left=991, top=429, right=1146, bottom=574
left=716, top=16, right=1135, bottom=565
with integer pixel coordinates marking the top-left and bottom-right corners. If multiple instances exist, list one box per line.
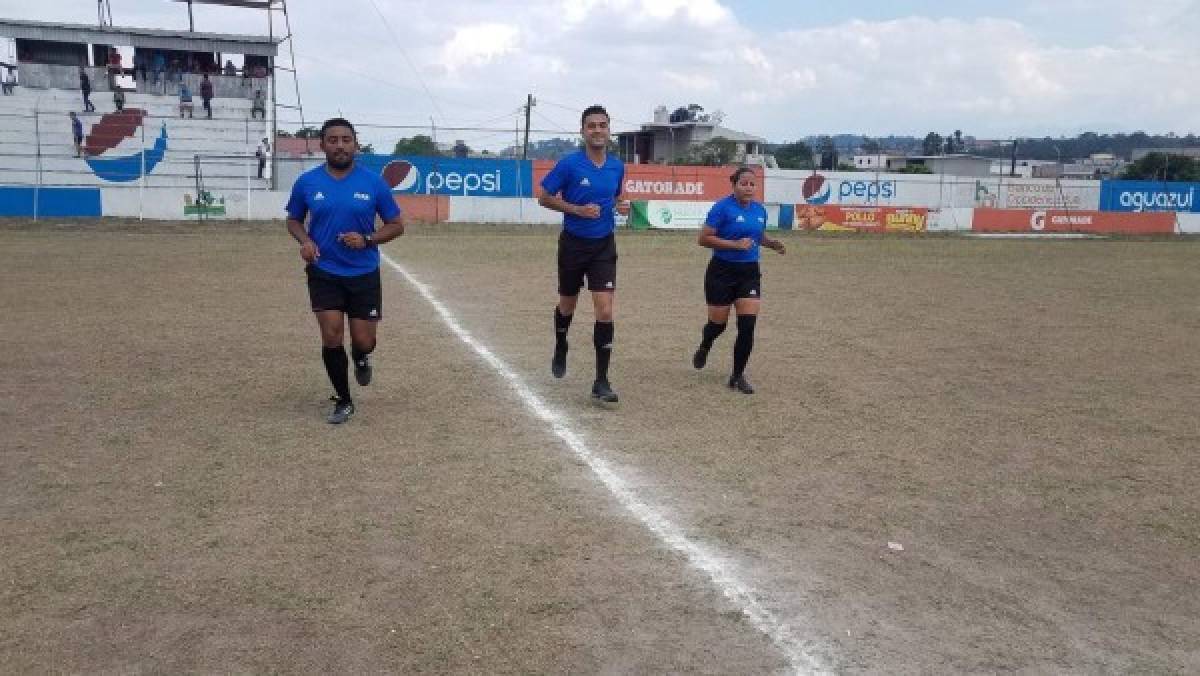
left=537, top=187, right=584, bottom=217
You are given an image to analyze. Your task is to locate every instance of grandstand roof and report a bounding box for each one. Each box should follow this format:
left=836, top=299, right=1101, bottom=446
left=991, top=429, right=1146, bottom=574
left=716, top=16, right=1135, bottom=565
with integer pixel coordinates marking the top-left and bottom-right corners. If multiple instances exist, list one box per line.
left=0, top=18, right=280, bottom=57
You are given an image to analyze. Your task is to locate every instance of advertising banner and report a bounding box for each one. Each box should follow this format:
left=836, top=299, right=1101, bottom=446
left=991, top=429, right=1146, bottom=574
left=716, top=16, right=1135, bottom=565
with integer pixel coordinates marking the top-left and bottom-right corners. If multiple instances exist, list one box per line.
left=1099, top=180, right=1200, bottom=213
left=766, top=169, right=960, bottom=208
left=793, top=205, right=928, bottom=232
left=972, top=208, right=1175, bottom=234
left=628, top=200, right=714, bottom=229
left=973, top=179, right=1099, bottom=210
left=533, top=161, right=761, bottom=202
left=357, top=154, right=533, bottom=198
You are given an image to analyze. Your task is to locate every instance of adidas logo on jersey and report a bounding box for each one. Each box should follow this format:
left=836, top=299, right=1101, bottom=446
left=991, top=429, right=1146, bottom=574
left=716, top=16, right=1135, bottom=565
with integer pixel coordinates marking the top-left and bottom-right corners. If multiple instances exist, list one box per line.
left=736, top=215, right=746, bottom=222
left=314, top=191, right=326, bottom=200
left=749, top=289, right=758, bottom=296
left=605, top=281, right=614, bottom=288
left=368, top=308, right=379, bottom=317
left=580, top=177, right=591, bottom=186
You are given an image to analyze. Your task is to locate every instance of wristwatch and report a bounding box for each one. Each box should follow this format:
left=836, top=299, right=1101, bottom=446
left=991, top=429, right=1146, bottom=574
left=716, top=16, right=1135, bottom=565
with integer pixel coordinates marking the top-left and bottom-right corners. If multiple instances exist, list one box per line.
left=364, top=233, right=374, bottom=247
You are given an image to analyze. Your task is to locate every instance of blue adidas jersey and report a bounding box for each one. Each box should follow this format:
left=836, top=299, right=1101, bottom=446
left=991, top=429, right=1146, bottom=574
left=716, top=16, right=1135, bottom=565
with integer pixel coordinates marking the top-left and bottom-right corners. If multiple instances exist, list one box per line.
left=540, top=150, right=624, bottom=238
left=286, top=164, right=401, bottom=277
left=705, top=195, right=768, bottom=263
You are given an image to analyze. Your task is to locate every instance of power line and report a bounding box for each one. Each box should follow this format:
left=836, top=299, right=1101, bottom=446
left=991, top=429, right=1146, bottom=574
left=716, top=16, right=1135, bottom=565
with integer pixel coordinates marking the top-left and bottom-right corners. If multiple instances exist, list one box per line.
left=362, top=0, right=446, bottom=122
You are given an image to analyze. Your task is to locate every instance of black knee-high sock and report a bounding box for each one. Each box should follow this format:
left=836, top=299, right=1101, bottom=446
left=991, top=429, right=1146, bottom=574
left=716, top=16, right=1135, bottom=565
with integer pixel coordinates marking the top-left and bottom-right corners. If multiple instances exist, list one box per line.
left=554, top=306, right=573, bottom=351
left=732, top=315, right=756, bottom=378
left=351, top=341, right=375, bottom=365
left=594, top=321, right=614, bottom=382
left=322, top=346, right=351, bottom=402
left=700, top=320, right=727, bottom=349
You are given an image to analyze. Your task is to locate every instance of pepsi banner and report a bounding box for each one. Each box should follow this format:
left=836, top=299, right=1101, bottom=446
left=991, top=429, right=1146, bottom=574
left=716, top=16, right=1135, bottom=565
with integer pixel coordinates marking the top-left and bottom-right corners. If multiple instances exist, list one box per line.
left=1099, top=180, right=1200, bottom=213
left=357, top=155, right=533, bottom=198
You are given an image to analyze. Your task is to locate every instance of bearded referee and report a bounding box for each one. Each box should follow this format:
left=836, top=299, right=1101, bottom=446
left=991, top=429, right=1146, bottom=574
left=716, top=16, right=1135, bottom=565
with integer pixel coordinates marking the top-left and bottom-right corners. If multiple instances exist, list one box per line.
left=285, top=118, right=405, bottom=424
left=537, top=105, right=630, bottom=403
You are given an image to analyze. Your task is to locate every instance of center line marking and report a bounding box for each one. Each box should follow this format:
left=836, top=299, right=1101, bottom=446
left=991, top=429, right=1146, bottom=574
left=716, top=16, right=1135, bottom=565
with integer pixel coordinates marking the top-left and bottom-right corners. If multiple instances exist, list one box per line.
left=381, top=251, right=830, bottom=675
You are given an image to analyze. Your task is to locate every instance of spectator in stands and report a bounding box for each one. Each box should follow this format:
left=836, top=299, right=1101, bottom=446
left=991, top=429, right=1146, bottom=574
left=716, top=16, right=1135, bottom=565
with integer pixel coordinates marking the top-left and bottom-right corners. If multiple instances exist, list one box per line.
left=151, top=51, right=166, bottom=87
left=106, top=48, right=121, bottom=88
left=79, top=67, right=95, bottom=112
left=133, top=50, right=147, bottom=82
left=200, top=74, right=214, bottom=119
left=251, top=89, right=266, bottom=119
left=179, top=83, right=194, bottom=118
left=113, top=86, right=125, bottom=112
left=70, top=112, right=84, bottom=157
left=256, top=137, right=269, bottom=178
left=223, top=59, right=237, bottom=77
left=1, top=68, right=15, bottom=95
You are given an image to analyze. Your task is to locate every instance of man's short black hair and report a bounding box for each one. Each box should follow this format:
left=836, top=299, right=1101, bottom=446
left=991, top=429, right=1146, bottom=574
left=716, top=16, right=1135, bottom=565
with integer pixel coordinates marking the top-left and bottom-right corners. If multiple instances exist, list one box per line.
left=320, top=117, right=357, bottom=139
left=580, top=105, right=609, bottom=126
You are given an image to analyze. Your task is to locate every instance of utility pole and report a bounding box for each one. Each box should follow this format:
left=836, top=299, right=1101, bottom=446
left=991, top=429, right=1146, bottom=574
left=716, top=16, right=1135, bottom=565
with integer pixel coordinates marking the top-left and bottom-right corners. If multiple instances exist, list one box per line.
left=521, top=94, right=535, bottom=160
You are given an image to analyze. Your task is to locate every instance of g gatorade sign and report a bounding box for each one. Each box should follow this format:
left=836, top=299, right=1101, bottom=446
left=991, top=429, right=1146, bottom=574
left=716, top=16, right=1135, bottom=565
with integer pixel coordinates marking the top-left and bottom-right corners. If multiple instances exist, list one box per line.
left=973, top=208, right=1175, bottom=234
left=1100, top=180, right=1200, bottom=213
left=532, top=161, right=761, bottom=202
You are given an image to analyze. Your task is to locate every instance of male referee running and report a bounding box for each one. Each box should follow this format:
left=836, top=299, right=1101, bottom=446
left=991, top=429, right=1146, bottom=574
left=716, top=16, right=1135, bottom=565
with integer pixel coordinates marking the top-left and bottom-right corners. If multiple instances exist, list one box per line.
left=538, top=104, right=629, bottom=403
left=286, top=118, right=405, bottom=424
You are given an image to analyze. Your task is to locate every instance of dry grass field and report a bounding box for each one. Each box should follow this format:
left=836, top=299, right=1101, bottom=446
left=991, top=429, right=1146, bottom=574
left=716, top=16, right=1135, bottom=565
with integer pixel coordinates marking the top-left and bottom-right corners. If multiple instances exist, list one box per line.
left=2, top=219, right=1197, bottom=673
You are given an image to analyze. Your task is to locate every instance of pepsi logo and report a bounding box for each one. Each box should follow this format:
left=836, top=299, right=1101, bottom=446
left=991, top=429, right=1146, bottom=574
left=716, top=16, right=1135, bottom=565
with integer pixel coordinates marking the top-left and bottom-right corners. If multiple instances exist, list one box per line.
left=802, top=173, right=832, bottom=205
left=382, top=160, right=419, bottom=192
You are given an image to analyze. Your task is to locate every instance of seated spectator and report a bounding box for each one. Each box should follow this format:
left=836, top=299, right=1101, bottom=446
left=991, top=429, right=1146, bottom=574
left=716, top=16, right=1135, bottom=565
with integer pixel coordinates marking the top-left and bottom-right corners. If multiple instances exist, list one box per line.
left=113, top=87, right=125, bottom=112
left=70, top=111, right=84, bottom=157
left=151, top=51, right=166, bottom=86
left=179, top=83, right=194, bottom=118
left=253, top=65, right=267, bottom=79
left=251, top=89, right=266, bottom=119
left=223, top=59, right=237, bottom=77
left=1, top=68, right=15, bottom=95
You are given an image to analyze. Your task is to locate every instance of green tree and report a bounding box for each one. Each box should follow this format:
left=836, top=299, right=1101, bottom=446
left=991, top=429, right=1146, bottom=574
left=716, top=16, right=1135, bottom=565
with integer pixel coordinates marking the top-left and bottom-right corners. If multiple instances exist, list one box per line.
left=294, top=126, right=320, bottom=139
left=817, top=136, right=838, bottom=170
left=774, top=141, right=815, bottom=169
left=677, top=137, right=738, bottom=166
left=861, top=138, right=883, bottom=155
left=1122, top=153, right=1200, bottom=181
left=359, top=143, right=375, bottom=154
left=922, top=132, right=943, bottom=156
left=392, top=135, right=440, bottom=156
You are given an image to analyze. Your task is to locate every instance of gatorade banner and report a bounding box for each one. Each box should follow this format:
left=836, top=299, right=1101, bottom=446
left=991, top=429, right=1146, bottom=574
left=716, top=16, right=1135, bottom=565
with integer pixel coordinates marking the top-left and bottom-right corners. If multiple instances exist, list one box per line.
left=793, top=205, right=928, bottom=232
left=533, top=161, right=761, bottom=202
left=972, top=208, right=1175, bottom=234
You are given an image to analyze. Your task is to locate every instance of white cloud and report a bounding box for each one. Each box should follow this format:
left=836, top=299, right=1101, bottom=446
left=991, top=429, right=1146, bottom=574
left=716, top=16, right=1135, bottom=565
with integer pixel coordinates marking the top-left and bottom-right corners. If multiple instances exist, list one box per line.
left=439, top=23, right=520, bottom=73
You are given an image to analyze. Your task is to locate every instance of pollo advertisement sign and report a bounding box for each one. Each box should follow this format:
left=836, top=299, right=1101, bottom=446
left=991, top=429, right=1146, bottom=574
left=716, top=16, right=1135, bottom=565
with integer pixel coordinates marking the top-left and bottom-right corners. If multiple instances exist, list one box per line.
left=972, top=208, right=1175, bottom=234
left=794, top=205, right=927, bottom=232
left=532, top=161, right=761, bottom=202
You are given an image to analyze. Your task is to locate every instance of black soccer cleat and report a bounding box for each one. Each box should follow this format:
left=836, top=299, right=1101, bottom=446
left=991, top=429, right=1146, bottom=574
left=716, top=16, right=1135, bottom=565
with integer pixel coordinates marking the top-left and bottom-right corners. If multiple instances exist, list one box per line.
left=327, top=398, right=355, bottom=424
left=354, top=355, right=372, bottom=386
left=551, top=346, right=568, bottom=379
left=728, top=375, right=755, bottom=395
left=591, top=379, right=619, bottom=403
left=692, top=345, right=710, bottom=369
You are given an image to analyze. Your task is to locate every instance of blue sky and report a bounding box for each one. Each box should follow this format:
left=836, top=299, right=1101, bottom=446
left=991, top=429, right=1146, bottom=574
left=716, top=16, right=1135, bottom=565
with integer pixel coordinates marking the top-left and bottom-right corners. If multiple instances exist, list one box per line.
left=1, top=0, right=1197, bottom=148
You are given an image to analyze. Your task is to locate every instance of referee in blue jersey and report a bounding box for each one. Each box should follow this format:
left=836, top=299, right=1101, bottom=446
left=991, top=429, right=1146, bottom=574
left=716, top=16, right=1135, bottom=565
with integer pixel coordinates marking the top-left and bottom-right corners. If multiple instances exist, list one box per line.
left=537, top=105, right=630, bottom=403
left=693, top=167, right=785, bottom=394
left=285, top=118, right=406, bottom=424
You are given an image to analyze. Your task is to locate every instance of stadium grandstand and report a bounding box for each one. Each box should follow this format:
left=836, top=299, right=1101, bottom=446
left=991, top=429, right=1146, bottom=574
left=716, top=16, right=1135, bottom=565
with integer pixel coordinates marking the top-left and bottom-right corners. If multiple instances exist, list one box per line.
left=0, top=14, right=281, bottom=193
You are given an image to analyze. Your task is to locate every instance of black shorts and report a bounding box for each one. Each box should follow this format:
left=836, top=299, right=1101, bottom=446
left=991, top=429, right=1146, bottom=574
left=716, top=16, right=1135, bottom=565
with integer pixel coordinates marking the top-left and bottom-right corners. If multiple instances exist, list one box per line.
left=558, top=231, right=617, bottom=296
left=704, top=258, right=761, bottom=306
left=306, top=265, right=383, bottom=320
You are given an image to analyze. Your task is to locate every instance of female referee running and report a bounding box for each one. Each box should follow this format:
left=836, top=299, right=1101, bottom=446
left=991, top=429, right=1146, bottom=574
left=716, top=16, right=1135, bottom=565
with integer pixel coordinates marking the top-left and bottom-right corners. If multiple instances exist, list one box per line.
left=692, top=167, right=785, bottom=394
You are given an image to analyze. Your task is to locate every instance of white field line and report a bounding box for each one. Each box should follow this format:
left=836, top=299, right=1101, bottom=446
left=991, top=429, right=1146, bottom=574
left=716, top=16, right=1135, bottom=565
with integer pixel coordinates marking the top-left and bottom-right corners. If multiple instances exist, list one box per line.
left=381, top=252, right=830, bottom=675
